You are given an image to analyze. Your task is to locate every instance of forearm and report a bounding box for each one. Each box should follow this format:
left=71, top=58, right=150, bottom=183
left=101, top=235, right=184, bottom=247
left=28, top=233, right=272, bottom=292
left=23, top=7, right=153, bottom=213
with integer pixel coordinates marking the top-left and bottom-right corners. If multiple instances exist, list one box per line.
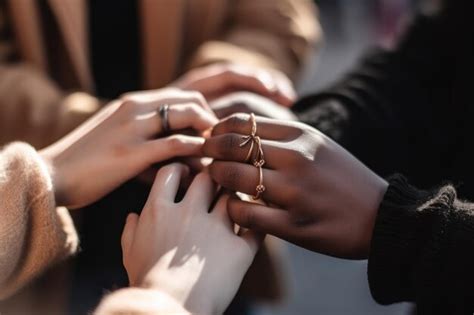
left=368, top=175, right=474, bottom=314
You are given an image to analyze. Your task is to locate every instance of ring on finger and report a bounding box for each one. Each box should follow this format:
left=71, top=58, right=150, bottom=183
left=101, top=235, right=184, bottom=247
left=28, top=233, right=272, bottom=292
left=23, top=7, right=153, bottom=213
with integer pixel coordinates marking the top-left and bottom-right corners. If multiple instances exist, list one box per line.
left=253, top=164, right=266, bottom=200
left=239, top=113, right=265, bottom=166
left=158, top=104, right=171, bottom=133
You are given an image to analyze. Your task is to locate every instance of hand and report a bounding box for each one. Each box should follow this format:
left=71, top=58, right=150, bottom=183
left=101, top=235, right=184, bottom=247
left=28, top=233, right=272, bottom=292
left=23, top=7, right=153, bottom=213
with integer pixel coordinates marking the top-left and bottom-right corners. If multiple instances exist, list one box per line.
left=203, top=114, right=388, bottom=259
left=211, top=92, right=298, bottom=121
left=174, top=63, right=296, bottom=107
left=121, top=164, right=262, bottom=314
left=40, top=88, right=218, bottom=209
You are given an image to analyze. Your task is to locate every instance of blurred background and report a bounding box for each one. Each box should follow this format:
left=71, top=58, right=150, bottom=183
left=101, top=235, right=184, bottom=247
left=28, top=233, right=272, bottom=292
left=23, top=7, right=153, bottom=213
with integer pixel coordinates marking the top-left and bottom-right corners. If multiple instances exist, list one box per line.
left=256, top=1, right=415, bottom=314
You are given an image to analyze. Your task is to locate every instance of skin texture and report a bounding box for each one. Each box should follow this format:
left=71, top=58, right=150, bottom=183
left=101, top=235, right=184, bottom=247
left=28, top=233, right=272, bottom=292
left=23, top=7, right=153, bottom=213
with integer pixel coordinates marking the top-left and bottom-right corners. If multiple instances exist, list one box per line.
left=210, top=92, right=298, bottom=121
left=174, top=63, right=296, bottom=107
left=204, top=114, right=389, bottom=259
left=40, top=88, right=217, bottom=209
left=122, top=164, right=263, bottom=314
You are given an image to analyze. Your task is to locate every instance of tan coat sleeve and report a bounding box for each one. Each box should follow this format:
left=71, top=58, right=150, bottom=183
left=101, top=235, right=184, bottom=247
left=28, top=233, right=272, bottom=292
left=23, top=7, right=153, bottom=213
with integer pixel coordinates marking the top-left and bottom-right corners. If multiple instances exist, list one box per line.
left=0, top=142, right=78, bottom=300
left=189, top=0, right=322, bottom=79
left=0, top=7, right=100, bottom=149
left=0, top=65, right=101, bottom=149
left=95, top=288, right=189, bottom=315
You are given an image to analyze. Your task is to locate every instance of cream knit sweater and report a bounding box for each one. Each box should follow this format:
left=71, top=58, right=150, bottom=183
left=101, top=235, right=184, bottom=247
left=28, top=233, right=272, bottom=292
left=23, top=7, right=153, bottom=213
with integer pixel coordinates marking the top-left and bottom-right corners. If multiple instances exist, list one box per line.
left=0, top=143, right=188, bottom=314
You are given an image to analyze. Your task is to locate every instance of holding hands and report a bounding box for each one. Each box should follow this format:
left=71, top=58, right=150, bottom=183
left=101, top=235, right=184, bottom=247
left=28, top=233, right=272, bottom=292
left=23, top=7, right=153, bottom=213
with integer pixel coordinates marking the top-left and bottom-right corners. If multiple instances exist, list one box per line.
left=204, top=113, right=388, bottom=259
left=121, top=164, right=262, bottom=314
left=40, top=88, right=217, bottom=209
left=174, top=63, right=296, bottom=108
left=37, top=81, right=390, bottom=310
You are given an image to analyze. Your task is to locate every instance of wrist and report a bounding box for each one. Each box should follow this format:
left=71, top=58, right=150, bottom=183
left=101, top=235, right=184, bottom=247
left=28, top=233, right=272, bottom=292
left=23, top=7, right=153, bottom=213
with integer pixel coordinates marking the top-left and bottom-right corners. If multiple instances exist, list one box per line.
left=39, top=145, right=68, bottom=207
left=361, top=174, right=389, bottom=257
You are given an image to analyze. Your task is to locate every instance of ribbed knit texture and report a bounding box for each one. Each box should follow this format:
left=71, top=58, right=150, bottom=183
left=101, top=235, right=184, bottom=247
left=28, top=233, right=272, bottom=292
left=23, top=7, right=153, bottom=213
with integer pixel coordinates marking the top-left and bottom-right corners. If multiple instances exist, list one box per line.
left=368, top=175, right=474, bottom=314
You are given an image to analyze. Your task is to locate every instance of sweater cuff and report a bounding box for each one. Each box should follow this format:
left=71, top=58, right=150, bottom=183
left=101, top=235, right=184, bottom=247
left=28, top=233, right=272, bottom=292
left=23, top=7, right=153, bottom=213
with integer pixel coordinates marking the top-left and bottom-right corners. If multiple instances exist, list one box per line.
left=95, top=288, right=189, bottom=315
left=0, top=142, right=78, bottom=299
left=367, top=174, right=434, bottom=304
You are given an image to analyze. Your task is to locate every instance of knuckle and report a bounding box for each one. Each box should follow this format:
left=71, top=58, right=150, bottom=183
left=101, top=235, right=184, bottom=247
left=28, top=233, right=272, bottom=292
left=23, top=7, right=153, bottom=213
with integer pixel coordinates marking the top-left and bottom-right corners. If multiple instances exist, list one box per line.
left=219, top=134, right=238, bottom=157
left=227, top=113, right=248, bottom=131
left=221, top=165, right=241, bottom=189
left=287, top=148, right=310, bottom=165
left=119, top=92, right=133, bottom=101
left=233, top=102, right=249, bottom=114
left=240, top=207, right=255, bottom=229
left=186, top=103, right=202, bottom=116
left=228, top=199, right=254, bottom=228
left=119, top=99, right=138, bottom=113
left=285, top=182, right=304, bottom=205
left=189, top=91, right=206, bottom=105
left=166, top=135, right=185, bottom=149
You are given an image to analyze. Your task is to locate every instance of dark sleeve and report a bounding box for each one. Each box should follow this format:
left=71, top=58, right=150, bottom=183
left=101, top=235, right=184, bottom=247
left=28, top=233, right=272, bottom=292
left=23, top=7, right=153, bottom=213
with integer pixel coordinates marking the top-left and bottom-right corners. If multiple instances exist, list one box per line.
left=368, top=175, right=474, bottom=314
left=292, top=7, right=461, bottom=184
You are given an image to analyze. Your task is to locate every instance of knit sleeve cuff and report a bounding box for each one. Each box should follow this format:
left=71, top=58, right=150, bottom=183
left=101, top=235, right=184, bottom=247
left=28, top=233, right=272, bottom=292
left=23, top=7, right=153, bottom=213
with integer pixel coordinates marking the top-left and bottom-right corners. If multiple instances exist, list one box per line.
left=0, top=142, right=78, bottom=299
left=367, top=174, right=434, bottom=304
left=94, top=288, right=189, bottom=315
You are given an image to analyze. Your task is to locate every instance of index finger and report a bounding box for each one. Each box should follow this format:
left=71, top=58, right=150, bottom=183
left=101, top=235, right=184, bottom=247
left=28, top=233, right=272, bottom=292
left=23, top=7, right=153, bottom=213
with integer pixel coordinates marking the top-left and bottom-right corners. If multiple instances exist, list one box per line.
left=212, top=113, right=300, bottom=140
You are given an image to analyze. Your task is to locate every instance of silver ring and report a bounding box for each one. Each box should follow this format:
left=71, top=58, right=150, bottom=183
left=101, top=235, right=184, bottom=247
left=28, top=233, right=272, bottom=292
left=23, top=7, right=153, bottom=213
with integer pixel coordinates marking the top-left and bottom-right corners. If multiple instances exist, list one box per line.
left=158, top=104, right=170, bottom=133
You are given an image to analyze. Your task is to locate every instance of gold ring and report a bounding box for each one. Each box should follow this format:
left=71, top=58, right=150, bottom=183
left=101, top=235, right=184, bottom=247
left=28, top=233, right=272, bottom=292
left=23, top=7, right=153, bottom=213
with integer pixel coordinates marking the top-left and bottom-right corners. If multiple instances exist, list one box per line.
left=253, top=165, right=266, bottom=200
left=238, top=113, right=266, bottom=200
left=239, top=113, right=257, bottom=162
left=240, top=113, right=265, bottom=166
left=252, top=136, right=265, bottom=168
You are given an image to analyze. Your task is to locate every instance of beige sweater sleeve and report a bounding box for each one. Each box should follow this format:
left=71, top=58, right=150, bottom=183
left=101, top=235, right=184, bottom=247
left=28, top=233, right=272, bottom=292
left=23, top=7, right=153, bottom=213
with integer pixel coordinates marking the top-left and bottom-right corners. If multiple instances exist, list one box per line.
left=0, top=6, right=101, bottom=149
left=0, top=65, right=101, bottom=149
left=188, top=0, right=322, bottom=80
left=95, top=288, right=190, bottom=315
left=0, top=142, right=78, bottom=300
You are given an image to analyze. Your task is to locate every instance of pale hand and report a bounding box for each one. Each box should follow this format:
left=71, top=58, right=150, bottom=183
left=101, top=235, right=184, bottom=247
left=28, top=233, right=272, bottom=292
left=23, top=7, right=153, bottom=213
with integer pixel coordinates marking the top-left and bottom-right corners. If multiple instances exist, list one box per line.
left=174, top=63, right=296, bottom=107
left=40, top=88, right=217, bottom=209
left=122, top=164, right=263, bottom=314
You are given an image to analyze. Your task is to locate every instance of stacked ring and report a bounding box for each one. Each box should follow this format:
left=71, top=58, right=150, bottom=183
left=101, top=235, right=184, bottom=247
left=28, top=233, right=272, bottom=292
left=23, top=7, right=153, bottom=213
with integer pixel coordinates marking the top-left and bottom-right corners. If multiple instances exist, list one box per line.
left=239, top=113, right=266, bottom=200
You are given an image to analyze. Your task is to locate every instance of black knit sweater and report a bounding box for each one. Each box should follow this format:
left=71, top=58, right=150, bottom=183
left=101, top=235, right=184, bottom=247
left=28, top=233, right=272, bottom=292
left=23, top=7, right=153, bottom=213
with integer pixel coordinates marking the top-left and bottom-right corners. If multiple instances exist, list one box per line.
left=293, top=0, right=474, bottom=313
left=370, top=175, right=474, bottom=314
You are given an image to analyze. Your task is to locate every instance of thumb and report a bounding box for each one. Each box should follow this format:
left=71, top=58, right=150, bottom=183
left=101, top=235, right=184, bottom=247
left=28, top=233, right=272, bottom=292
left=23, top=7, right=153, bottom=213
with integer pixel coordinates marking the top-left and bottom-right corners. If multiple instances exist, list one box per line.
left=121, top=213, right=139, bottom=257
left=239, top=227, right=266, bottom=256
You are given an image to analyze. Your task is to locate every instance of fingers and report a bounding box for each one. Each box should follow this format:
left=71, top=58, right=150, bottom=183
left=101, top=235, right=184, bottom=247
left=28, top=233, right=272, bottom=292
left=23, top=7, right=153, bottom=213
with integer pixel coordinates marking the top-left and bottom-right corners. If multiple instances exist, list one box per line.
left=183, top=172, right=217, bottom=211
left=210, top=68, right=294, bottom=107
left=148, top=163, right=189, bottom=203
left=210, top=92, right=298, bottom=120
left=175, top=64, right=295, bottom=106
left=121, top=213, right=139, bottom=257
left=212, top=113, right=299, bottom=140
left=204, top=134, right=291, bottom=169
left=227, top=197, right=291, bottom=238
left=140, top=135, right=204, bottom=165
left=210, top=194, right=234, bottom=229
left=211, top=98, right=254, bottom=119
left=123, top=89, right=212, bottom=113
left=209, top=161, right=292, bottom=206
left=239, top=228, right=265, bottom=255
left=141, top=103, right=217, bottom=137
left=168, top=103, right=218, bottom=132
